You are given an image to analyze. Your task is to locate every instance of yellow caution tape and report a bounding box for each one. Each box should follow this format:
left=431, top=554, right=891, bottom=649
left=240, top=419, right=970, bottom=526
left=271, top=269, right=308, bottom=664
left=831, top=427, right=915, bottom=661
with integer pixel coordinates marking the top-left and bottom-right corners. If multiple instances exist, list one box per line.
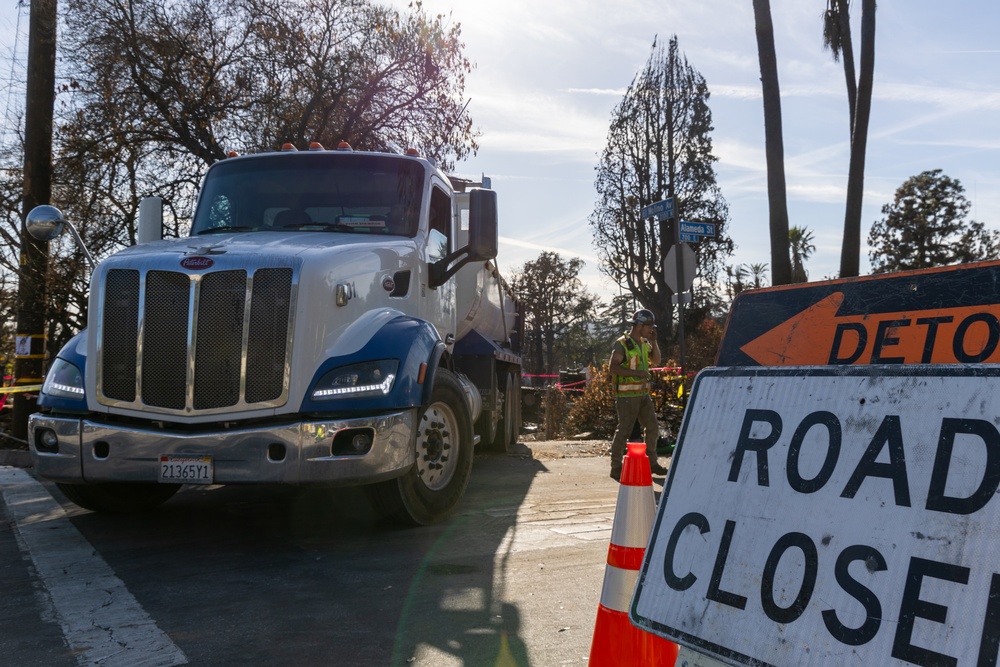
left=1, top=385, right=44, bottom=395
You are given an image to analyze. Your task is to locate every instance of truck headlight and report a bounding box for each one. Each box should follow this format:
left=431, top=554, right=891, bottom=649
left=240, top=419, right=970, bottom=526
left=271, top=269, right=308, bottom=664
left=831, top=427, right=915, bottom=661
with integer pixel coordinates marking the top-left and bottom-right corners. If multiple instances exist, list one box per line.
left=311, top=360, right=398, bottom=400
left=42, top=357, right=86, bottom=399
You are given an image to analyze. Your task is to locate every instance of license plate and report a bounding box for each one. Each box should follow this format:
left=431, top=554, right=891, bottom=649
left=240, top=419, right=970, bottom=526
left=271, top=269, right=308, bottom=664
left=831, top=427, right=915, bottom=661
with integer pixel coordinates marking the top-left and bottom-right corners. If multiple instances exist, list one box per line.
left=159, top=455, right=213, bottom=484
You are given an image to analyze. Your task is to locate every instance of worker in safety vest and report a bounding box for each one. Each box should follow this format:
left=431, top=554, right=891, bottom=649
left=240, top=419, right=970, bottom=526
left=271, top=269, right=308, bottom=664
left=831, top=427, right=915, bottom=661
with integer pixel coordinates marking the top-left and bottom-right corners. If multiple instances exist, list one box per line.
left=607, top=309, right=669, bottom=481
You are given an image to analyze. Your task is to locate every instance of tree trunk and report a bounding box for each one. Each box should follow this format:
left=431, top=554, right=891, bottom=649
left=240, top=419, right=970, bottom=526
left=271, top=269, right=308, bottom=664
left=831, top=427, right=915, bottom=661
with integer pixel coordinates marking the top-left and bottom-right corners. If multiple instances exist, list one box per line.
left=752, top=0, right=792, bottom=285
left=14, top=0, right=58, bottom=440
left=834, top=0, right=858, bottom=132
left=531, top=329, right=544, bottom=375
left=545, top=328, right=557, bottom=374
left=839, top=0, right=876, bottom=278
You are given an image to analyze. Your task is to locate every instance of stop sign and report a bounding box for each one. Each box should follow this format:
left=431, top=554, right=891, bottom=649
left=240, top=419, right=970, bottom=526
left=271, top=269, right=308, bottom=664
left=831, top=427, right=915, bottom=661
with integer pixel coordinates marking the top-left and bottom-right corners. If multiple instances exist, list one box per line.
left=663, top=242, right=695, bottom=293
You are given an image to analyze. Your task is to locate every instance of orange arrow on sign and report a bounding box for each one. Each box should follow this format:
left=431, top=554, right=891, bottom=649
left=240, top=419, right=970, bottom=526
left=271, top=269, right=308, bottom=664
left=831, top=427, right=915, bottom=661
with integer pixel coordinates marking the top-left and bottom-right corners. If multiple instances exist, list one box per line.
left=739, top=292, right=1000, bottom=366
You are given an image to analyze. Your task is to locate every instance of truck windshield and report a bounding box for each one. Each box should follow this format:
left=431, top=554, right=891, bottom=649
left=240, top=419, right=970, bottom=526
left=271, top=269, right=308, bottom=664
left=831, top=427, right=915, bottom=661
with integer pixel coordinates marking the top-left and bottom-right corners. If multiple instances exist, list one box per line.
left=191, top=153, right=425, bottom=237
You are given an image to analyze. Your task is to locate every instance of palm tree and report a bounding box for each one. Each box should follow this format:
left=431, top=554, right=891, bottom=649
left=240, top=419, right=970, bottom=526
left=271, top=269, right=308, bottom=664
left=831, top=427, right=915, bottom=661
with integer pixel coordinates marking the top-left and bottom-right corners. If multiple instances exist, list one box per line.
left=725, top=262, right=770, bottom=301
left=724, top=264, right=748, bottom=301
left=789, top=226, right=816, bottom=283
left=822, top=0, right=857, bottom=133
left=752, top=0, right=792, bottom=285
left=831, top=0, right=877, bottom=278
left=748, top=263, right=770, bottom=289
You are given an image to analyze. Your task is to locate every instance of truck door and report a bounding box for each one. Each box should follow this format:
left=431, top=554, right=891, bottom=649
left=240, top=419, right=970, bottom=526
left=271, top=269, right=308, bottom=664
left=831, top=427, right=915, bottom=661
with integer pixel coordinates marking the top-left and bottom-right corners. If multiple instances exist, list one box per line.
left=424, top=183, right=457, bottom=343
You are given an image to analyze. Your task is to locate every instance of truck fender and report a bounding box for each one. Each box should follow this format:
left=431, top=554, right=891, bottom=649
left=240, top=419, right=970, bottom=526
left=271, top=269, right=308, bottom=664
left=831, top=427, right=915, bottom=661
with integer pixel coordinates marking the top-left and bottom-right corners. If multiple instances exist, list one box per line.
left=301, top=316, right=445, bottom=413
left=323, top=308, right=415, bottom=359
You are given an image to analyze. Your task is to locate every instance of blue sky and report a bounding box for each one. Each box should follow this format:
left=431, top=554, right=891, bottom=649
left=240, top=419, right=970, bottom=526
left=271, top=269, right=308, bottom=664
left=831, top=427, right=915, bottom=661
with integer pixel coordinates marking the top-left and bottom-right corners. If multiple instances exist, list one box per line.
left=386, top=0, right=1000, bottom=301
left=2, top=1, right=999, bottom=305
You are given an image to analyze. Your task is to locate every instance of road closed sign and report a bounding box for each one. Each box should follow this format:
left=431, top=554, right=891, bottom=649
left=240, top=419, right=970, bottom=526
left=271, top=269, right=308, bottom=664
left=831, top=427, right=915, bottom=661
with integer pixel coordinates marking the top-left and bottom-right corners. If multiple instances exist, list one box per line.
left=632, top=365, right=1000, bottom=666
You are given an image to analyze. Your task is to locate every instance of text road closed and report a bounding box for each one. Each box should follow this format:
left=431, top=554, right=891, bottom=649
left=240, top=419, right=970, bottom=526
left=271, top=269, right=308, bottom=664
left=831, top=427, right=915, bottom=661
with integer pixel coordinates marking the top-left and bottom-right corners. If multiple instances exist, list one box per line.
left=632, top=366, right=1000, bottom=667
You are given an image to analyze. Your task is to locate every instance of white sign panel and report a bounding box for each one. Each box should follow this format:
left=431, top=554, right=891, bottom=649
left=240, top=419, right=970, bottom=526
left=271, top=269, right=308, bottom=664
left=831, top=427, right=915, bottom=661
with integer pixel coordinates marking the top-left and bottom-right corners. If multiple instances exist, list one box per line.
left=632, top=365, right=1000, bottom=667
left=15, top=334, right=30, bottom=356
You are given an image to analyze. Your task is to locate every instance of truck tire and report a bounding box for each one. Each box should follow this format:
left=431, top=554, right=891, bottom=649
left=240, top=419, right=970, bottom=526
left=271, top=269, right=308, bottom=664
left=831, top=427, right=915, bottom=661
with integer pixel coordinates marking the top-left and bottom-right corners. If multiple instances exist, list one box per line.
left=486, top=371, right=520, bottom=453
left=475, top=395, right=499, bottom=448
left=56, top=482, right=181, bottom=513
left=368, top=368, right=474, bottom=525
left=509, top=373, right=522, bottom=446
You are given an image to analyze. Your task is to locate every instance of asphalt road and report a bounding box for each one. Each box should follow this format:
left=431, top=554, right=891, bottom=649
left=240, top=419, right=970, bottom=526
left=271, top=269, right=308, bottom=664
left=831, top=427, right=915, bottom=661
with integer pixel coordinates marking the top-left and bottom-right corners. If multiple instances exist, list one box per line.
left=0, top=442, right=665, bottom=667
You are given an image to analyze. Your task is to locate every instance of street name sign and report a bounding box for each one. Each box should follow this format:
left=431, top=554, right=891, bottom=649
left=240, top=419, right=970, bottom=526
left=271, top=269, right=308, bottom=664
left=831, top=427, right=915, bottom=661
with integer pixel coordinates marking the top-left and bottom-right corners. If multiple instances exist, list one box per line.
left=679, top=221, right=716, bottom=237
left=679, top=232, right=702, bottom=243
left=717, top=260, right=1000, bottom=367
left=632, top=365, right=1000, bottom=667
left=642, top=198, right=674, bottom=220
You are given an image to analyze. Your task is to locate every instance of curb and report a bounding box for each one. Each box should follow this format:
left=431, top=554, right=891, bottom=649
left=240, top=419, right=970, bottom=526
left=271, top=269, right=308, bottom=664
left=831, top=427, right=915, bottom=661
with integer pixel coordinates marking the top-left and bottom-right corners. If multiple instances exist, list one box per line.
left=0, top=449, right=31, bottom=468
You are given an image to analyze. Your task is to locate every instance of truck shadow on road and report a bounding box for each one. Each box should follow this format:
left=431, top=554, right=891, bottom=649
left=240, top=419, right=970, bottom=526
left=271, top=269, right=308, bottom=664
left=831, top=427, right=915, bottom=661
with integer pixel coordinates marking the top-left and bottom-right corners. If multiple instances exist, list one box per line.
left=62, top=450, right=549, bottom=666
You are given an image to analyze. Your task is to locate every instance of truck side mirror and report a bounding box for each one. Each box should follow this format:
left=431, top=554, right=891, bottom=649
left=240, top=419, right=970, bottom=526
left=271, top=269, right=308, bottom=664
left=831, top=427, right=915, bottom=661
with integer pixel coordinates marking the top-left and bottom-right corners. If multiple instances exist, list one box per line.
left=467, top=189, right=498, bottom=261
left=429, top=188, right=499, bottom=288
left=25, top=205, right=97, bottom=269
left=25, top=205, right=66, bottom=241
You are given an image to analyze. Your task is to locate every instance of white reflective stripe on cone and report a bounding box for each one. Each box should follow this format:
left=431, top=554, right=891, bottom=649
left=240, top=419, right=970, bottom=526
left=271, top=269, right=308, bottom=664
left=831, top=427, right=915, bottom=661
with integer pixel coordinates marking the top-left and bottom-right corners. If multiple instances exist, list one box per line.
left=609, top=485, right=655, bottom=549
left=599, top=563, right=639, bottom=613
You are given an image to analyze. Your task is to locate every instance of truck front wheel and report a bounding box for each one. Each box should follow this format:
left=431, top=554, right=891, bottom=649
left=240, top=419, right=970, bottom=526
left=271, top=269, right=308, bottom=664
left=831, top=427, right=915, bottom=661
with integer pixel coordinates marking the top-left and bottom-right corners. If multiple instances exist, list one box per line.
left=368, top=368, right=474, bottom=525
left=56, top=482, right=181, bottom=513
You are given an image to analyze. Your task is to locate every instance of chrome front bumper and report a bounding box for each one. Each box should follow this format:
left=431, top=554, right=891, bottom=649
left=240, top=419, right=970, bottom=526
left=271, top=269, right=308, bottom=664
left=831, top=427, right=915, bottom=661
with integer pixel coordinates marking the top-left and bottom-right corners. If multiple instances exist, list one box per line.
left=28, top=411, right=417, bottom=485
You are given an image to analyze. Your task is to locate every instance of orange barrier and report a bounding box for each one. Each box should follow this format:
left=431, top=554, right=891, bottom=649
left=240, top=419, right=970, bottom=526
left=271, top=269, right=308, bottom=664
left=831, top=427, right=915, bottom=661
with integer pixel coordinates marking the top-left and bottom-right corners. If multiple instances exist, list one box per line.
left=589, top=442, right=679, bottom=666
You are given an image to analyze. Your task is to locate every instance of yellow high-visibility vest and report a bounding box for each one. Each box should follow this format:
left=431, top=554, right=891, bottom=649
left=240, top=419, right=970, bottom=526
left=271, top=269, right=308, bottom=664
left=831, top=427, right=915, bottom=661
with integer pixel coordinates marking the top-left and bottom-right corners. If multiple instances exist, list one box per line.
left=614, top=334, right=650, bottom=397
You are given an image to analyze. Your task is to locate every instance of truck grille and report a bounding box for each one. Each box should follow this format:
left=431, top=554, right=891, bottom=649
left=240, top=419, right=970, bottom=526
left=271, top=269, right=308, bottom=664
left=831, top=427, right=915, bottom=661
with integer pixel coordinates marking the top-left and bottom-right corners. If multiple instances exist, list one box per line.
left=100, top=266, right=294, bottom=414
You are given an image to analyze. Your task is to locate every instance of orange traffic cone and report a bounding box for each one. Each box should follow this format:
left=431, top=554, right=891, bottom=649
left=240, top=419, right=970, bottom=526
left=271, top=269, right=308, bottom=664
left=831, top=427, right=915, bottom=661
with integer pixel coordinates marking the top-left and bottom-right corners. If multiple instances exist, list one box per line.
left=590, top=442, right=679, bottom=666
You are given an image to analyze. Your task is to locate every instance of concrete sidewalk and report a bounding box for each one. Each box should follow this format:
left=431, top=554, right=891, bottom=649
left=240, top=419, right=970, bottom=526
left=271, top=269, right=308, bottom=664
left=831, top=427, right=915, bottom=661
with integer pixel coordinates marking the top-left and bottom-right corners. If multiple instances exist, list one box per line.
left=0, top=448, right=30, bottom=468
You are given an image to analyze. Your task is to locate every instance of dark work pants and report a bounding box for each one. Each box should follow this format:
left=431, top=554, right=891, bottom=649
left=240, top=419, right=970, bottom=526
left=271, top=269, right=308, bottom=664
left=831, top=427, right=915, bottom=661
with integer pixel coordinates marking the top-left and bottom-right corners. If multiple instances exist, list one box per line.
left=610, top=393, right=659, bottom=473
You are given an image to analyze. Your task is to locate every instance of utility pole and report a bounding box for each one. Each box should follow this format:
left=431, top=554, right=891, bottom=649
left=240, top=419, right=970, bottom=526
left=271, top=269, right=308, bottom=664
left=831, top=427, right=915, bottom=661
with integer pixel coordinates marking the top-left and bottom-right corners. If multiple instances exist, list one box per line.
left=13, top=0, right=58, bottom=441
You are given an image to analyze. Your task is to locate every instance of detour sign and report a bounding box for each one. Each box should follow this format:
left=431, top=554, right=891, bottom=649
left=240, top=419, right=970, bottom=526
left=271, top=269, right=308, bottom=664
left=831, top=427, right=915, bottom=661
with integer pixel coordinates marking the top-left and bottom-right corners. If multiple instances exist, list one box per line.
left=717, top=260, right=1000, bottom=367
left=632, top=365, right=1000, bottom=666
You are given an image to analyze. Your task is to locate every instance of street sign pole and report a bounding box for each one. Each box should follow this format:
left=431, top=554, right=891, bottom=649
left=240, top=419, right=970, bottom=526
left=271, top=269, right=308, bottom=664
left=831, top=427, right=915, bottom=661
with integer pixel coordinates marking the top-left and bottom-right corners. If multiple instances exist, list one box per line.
left=645, top=197, right=688, bottom=372
left=672, top=216, right=687, bottom=374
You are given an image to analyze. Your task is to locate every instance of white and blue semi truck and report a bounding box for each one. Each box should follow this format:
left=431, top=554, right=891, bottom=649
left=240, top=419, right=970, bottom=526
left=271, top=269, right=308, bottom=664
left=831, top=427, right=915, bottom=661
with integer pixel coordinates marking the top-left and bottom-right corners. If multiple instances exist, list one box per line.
left=25, top=142, right=522, bottom=525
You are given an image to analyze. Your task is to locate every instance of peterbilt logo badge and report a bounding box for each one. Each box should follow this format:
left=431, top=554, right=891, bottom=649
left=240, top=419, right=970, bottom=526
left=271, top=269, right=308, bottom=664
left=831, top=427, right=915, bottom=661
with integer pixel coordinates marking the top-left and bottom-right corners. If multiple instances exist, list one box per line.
left=181, top=256, right=214, bottom=269
left=382, top=276, right=395, bottom=292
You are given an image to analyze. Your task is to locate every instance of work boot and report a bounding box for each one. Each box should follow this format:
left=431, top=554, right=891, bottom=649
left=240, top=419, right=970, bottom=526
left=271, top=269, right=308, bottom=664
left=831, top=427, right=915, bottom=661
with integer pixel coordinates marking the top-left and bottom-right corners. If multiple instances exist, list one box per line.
left=650, top=462, right=668, bottom=476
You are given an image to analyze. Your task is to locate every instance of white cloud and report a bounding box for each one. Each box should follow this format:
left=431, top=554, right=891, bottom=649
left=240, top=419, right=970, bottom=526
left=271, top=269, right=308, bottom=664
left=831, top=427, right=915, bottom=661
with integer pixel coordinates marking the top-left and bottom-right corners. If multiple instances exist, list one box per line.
left=564, top=88, right=628, bottom=97
left=499, top=236, right=600, bottom=264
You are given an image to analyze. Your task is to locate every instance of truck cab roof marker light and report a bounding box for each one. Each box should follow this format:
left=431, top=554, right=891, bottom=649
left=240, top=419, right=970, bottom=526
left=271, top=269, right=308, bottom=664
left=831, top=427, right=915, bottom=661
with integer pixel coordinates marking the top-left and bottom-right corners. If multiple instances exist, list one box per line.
left=336, top=141, right=353, bottom=151
left=405, top=147, right=420, bottom=157
left=226, top=150, right=239, bottom=158
left=308, top=142, right=325, bottom=151
left=281, top=143, right=298, bottom=152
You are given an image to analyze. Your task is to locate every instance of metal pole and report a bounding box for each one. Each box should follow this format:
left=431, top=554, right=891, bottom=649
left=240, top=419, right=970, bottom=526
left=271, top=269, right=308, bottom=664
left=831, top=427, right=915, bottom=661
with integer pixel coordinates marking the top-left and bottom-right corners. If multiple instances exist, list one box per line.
left=672, top=217, right=687, bottom=375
